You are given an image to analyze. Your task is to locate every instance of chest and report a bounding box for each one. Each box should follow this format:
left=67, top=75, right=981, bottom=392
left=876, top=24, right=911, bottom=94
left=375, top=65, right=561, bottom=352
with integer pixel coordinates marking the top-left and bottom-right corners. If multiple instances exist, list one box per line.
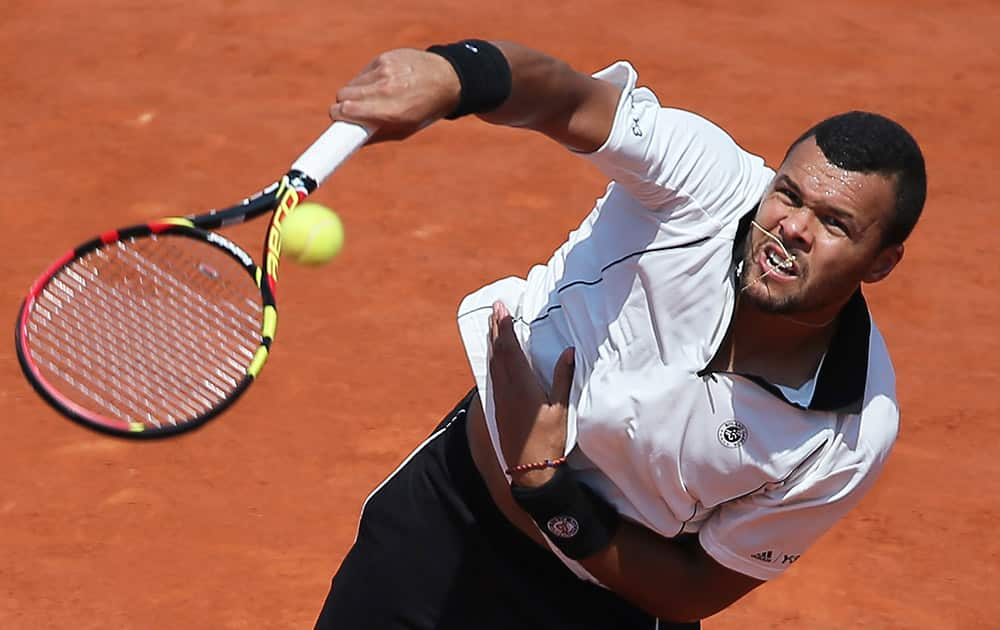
left=573, top=366, right=837, bottom=514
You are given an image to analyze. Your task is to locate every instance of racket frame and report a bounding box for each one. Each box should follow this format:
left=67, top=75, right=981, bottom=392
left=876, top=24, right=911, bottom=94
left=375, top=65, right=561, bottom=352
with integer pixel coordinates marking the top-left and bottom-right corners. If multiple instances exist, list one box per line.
left=15, top=120, right=369, bottom=437
left=14, top=173, right=313, bottom=438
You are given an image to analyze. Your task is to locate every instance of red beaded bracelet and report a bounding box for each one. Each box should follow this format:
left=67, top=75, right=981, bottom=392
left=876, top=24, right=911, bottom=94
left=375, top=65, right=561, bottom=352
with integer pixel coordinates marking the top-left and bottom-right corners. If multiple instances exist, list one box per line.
left=505, top=456, right=568, bottom=475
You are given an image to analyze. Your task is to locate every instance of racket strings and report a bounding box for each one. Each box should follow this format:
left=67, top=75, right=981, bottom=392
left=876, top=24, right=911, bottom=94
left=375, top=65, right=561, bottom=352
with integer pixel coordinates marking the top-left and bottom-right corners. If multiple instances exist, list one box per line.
left=33, top=246, right=252, bottom=425
left=29, top=298, right=208, bottom=423
left=85, top=239, right=259, bottom=395
left=35, top=278, right=225, bottom=418
left=58, top=253, right=247, bottom=391
left=33, top=264, right=234, bottom=425
left=103, top=245, right=259, bottom=369
left=25, top=234, right=263, bottom=428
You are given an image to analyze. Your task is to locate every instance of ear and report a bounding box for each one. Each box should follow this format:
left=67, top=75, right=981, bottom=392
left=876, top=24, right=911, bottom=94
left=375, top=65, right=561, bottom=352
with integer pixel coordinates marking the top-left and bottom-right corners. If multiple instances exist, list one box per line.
left=863, top=243, right=904, bottom=283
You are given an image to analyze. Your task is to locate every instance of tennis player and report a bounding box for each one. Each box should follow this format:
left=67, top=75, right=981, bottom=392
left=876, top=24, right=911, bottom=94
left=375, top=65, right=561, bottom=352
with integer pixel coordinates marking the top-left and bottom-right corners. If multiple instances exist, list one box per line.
left=315, top=40, right=926, bottom=629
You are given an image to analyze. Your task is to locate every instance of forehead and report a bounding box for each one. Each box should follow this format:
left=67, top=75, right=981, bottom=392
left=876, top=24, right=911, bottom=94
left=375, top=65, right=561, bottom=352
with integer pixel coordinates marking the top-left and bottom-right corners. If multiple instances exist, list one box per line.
left=778, top=136, right=897, bottom=225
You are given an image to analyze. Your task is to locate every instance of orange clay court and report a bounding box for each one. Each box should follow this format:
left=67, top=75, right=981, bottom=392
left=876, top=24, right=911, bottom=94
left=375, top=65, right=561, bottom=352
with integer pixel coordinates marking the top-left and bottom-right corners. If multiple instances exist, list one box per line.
left=1, top=1, right=996, bottom=628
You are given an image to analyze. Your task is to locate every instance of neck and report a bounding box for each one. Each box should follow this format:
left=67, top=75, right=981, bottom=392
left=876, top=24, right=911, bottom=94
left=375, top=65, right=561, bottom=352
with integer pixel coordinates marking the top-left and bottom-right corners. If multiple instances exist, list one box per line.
left=722, top=297, right=842, bottom=387
left=737, top=299, right=840, bottom=345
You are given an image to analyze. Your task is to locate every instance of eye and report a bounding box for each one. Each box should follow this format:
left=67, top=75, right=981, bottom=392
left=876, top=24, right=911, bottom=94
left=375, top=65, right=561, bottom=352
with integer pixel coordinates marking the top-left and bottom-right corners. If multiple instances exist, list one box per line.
left=821, top=214, right=850, bottom=235
left=776, top=187, right=802, bottom=207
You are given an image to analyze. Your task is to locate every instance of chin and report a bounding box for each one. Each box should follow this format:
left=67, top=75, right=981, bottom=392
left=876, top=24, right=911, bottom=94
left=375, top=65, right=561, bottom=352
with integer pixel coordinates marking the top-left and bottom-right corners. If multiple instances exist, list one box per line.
left=739, top=266, right=807, bottom=313
left=741, top=285, right=806, bottom=314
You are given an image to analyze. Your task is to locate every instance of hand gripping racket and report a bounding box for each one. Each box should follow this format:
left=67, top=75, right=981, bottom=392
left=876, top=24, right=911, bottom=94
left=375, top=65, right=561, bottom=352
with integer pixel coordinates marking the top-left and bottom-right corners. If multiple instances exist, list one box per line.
left=15, top=121, right=370, bottom=437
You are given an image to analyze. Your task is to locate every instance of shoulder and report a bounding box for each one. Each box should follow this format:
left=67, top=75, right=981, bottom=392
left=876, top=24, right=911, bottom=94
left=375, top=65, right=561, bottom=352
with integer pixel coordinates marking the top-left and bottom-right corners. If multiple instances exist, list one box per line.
left=857, top=319, right=900, bottom=461
left=583, top=61, right=774, bottom=220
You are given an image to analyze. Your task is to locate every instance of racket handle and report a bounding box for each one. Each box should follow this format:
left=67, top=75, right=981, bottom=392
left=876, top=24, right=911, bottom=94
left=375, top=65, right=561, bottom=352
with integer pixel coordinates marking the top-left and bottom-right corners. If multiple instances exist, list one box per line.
left=291, top=121, right=372, bottom=186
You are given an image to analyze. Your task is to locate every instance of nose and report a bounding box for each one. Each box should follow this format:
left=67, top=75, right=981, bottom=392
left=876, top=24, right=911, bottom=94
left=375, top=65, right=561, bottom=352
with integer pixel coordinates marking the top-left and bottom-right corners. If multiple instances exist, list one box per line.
left=778, top=207, right=814, bottom=251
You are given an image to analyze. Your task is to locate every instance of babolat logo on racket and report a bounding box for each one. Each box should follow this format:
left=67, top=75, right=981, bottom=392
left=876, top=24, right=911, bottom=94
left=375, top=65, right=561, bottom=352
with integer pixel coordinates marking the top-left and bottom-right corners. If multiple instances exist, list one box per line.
left=266, top=183, right=301, bottom=279
left=206, top=232, right=254, bottom=267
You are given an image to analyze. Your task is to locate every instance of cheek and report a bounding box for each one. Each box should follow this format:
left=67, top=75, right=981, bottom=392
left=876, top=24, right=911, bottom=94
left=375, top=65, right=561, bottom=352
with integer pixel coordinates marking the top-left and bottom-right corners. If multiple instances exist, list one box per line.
left=754, top=198, right=783, bottom=226
left=807, top=240, right=870, bottom=284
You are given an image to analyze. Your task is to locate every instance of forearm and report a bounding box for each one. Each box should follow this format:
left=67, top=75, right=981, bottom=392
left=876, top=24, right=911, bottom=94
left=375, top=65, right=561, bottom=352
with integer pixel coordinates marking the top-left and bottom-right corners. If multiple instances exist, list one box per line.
left=330, top=41, right=617, bottom=149
left=501, top=478, right=748, bottom=622
left=506, top=466, right=728, bottom=621
left=500, top=474, right=713, bottom=621
left=478, top=41, right=619, bottom=152
left=579, top=525, right=717, bottom=622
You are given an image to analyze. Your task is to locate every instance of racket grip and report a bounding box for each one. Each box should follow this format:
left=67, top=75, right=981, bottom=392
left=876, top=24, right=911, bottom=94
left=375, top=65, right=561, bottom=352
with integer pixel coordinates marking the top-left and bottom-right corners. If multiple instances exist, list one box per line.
left=291, top=121, right=371, bottom=186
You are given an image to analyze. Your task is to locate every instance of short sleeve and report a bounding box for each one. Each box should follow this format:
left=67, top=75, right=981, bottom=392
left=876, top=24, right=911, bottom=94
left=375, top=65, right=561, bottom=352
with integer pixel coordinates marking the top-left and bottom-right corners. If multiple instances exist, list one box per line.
left=698, top=398, right=899, bottom=581
left=583, top=61, right=774, bottom=225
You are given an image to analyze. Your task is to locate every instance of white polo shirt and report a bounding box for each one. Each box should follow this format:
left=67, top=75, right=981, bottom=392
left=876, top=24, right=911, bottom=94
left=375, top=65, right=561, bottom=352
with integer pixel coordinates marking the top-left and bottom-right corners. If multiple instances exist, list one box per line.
left=456, top=62, right=899, bottom=583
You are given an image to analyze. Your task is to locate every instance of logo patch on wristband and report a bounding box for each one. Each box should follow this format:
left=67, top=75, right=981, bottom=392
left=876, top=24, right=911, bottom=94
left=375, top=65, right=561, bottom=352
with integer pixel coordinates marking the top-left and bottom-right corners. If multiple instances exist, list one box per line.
left=546, top=515, right=580, bottom=538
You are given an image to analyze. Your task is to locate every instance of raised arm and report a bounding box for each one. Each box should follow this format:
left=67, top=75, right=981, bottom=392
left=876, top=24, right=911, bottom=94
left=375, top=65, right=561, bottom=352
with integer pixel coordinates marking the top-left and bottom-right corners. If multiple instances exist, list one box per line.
left=330, top=41, right=620, bottom=152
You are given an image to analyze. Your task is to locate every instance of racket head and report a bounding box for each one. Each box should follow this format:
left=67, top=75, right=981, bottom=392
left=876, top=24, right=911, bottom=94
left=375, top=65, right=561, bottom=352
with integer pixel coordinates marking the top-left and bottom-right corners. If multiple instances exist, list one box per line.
left=15, top=221, right=276, bottom=438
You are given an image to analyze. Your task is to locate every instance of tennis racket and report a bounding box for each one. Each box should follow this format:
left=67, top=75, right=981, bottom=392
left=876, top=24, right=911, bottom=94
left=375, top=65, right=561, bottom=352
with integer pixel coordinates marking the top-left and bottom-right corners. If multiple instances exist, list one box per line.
left=15, top=121, right=371, bottom=438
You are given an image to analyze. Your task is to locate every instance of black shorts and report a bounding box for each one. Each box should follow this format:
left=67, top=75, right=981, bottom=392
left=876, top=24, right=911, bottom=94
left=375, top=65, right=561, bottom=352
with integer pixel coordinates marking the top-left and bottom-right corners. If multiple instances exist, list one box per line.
left=315, top=390, right=700, bottom=630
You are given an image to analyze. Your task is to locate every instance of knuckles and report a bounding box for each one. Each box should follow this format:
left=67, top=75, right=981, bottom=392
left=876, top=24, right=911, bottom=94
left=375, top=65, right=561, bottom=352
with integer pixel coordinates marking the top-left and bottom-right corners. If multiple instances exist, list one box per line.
left=373, top=49, right=411, bottom=76
left=373, top=52, right=395, bottom=70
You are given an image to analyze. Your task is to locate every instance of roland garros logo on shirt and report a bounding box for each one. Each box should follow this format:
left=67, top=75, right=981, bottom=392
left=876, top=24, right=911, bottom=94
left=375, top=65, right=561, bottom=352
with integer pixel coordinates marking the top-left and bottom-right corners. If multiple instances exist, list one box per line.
left=717, top=420, right=748, bottom=448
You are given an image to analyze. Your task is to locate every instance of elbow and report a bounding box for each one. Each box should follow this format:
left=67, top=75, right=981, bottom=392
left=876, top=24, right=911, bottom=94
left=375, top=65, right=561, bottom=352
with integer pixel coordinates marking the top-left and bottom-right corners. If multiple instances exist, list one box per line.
left=644, top=579, right=759, bottom=622
left=641, top=564, right=758, bottom=622
left=646, top=602, right=713, bottom=625
left=626, top=579, right=720, bottom=623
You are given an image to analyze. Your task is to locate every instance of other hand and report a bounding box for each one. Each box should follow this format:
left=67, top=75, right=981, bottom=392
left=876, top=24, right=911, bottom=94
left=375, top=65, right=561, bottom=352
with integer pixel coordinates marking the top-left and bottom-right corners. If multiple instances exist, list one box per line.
left=329, top=48, right=460, bottom=143
left=488, top=301, right=575, bottom=487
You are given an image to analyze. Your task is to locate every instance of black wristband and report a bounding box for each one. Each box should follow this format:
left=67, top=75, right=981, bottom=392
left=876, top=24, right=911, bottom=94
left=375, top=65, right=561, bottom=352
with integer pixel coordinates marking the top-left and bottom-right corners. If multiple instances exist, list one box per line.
left=510, top=465, right=621, bottom=560
left=426, top=39, right=512, bottom=119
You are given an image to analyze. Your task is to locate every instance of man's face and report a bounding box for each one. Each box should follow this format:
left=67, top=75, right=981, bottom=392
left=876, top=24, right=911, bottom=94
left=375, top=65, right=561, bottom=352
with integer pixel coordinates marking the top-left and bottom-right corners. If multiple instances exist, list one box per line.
left=740, top=136, right=901, bottom=317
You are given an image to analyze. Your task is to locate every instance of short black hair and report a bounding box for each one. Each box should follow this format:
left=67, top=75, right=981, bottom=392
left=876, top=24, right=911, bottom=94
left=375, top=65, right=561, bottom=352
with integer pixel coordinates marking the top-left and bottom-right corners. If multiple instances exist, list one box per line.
left=786, top=111, right=926, bottom=246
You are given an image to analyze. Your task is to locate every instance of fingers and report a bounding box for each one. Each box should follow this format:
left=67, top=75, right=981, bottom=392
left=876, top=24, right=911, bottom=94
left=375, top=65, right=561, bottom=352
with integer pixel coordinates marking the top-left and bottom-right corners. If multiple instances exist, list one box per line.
left=328, top=57, right=405, bottom=141
left=489, top=302, right=528, bottom=371
left=488, top=301, right=538, bottom=388
left=489, top=300, right=512, bottom=345
left=328, top=99, right=382, bottom=126
left=327, top=48, right=459, bottom=144
left=329, top=74, right=393, bottom=128
left=328, top=100, right=401, bottom=144
left=336, top=81, right=383, bottom=105
left=550, top=347, right=575, bottom=409
left=489, top=301, right=575, bottom=405
left=489, top=301, right=531, bottom=386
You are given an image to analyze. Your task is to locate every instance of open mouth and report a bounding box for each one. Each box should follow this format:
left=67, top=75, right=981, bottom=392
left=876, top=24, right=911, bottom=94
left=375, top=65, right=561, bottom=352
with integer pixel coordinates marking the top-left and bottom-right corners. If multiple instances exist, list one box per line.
left=760, top=246, right=797, bottom=279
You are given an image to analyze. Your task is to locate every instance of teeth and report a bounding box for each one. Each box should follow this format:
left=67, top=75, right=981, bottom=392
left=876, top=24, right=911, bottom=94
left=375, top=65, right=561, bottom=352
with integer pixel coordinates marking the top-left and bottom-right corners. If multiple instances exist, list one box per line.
left=766, top=251, right=793, bottom=273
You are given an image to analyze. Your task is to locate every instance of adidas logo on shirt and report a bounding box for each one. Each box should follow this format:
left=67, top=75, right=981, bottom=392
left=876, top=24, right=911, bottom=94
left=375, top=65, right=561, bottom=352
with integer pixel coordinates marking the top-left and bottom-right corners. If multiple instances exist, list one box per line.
left=751, top=550, right=774, bottom=563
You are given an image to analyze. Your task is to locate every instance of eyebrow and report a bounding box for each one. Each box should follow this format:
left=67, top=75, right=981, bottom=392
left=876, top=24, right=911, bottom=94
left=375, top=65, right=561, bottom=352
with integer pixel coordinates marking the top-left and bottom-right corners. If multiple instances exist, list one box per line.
left=774, top=174, right=858, bottom=225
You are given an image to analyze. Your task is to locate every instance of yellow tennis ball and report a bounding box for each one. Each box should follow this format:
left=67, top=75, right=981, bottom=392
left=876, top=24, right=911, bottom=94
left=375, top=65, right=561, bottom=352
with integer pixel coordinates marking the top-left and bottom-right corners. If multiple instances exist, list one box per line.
left=281, top=202, right=344, bottom=265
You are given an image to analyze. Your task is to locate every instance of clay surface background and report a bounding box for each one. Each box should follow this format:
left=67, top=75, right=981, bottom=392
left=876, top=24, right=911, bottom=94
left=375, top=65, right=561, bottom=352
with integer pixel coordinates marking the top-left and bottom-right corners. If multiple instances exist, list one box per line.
left=2, top=1, right=996, bottom=627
